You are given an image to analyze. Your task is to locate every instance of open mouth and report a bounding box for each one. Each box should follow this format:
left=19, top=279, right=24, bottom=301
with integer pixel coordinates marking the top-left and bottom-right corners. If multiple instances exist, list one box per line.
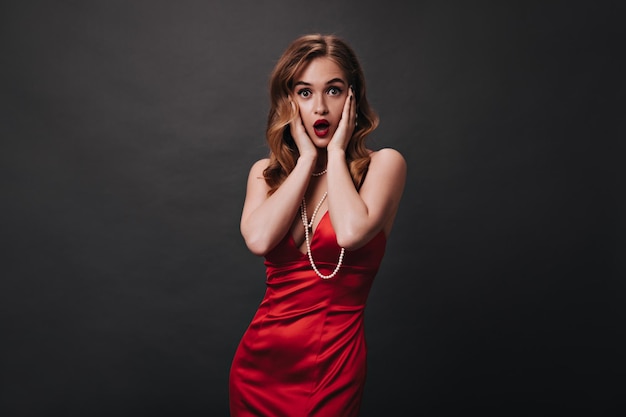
left=313, top=119, right=330, bottom=137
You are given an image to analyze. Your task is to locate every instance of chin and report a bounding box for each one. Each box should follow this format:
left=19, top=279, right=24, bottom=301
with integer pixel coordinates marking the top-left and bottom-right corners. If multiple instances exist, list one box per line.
left=312, top=137, right=331, bottom=147
left=308, top=129, right=335, bottom=145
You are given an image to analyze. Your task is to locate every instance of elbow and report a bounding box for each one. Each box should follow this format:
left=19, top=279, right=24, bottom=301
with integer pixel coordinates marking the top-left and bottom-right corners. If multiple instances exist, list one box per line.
left=247, top=244, right=268, bottom=257
left=335, top=230, right=365, bottom=252
left=241, top=218, right=283, bottom=255
left=242, top=232, right=272, bottom=257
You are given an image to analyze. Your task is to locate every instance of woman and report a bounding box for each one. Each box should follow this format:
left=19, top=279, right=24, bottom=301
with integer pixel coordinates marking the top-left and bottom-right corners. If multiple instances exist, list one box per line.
left=229, top=34, right=406, bottom=417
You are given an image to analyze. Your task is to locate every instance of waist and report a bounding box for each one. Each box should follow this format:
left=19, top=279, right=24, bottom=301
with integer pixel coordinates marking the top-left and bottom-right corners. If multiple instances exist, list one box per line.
left=262, top=263, right=376, bottom=310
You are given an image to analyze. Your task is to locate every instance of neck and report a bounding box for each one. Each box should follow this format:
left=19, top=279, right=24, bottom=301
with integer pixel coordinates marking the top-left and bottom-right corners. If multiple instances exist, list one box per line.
left=314, top=149, right=328, bottom=172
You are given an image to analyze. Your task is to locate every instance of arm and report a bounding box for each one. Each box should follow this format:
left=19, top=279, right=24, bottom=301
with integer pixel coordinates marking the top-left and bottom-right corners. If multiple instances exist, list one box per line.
left=325, top=87, right=407, bottom=250
left=240, top=155, right=316, bottom=256
left=240, top=104, right=319, bottom=256
left=326, top=147, right=407, bottom=250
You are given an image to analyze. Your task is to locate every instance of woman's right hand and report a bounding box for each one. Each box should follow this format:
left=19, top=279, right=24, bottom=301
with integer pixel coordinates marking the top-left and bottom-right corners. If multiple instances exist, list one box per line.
left=289, top=101, right=317, bottom=160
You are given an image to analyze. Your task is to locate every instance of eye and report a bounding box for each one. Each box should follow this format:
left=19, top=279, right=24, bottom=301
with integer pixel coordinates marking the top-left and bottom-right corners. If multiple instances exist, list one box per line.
left=297, top=88, right=311, bottom=98
left=327, top=86, right=342, bottom=96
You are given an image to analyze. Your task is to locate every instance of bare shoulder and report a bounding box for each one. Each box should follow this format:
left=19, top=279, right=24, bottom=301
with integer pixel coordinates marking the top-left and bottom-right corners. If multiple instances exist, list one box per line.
left=369, top=148, right=407, bottom=174
left=249, top=158, right=271, bottom=179
left=361, top=147, right=406, bottom=196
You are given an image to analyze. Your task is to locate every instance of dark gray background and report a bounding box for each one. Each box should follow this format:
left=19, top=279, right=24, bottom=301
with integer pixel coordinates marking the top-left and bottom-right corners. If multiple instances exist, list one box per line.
left=1, top=1, right=623, bottom=416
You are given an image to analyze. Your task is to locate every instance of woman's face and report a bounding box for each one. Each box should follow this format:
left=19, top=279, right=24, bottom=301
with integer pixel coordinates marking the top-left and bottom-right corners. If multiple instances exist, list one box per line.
left=292, top=57, right=349, bottom=147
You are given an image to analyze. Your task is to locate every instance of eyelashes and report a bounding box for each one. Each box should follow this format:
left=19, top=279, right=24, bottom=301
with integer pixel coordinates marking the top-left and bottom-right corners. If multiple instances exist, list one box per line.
left=327, top=86, right=342, bottom=96
left=296, top=89, right=311, bottom=98
left=296, top=86, right=343, bottom=98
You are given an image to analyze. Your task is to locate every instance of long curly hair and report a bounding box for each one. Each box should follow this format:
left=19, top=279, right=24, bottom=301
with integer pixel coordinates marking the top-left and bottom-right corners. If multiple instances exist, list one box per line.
left=263, top=34, right=379, bottom=195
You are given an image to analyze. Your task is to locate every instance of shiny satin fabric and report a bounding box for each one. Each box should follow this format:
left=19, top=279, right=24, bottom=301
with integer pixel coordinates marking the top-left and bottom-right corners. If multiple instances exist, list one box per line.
left=229, top=211, right=386, bottom=417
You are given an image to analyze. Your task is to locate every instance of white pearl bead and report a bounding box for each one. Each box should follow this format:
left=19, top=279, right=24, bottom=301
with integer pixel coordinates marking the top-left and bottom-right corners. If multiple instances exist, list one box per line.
left=301, top=192, right=345, bottom=279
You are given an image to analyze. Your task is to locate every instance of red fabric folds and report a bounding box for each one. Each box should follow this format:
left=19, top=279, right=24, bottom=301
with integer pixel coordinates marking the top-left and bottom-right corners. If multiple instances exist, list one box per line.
left=229, top=212, right=386, bottom=417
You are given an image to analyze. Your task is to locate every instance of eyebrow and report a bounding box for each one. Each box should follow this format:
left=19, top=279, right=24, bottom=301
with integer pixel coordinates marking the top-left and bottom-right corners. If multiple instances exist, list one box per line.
left=294, top=78, right=347, bottom=87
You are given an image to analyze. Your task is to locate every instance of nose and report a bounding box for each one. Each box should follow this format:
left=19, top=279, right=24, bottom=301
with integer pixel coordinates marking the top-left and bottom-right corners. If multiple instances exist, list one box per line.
left=314, top=95, right=328, bottom=115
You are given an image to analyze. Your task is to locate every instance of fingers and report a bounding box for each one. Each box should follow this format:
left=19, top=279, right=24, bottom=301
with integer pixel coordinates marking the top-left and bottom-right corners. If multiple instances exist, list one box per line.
left=288, top=101, right=317, bottom=157
left=289, top=99, right=302, bottom=131
left=341, top=87, right=352, bottom=122
left=290, top=99, right=297, bottom=117
left=291, top=109, right=306, bottom=137
left=327, top=87, right=356, bottom=152
left=341, top=86, right=356, bottom=130
left=349, top=86, right=357, bottom=127
left=339, top=86, right=356, bottom=132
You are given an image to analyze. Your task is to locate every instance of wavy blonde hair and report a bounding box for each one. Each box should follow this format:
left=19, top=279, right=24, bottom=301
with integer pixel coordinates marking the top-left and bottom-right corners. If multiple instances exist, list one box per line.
left=263, top=34, right=379, bottom=195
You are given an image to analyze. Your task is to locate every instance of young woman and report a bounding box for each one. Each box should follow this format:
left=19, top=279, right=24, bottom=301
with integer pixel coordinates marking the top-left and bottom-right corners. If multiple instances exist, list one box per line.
left=229, top=33, right=406, bottom=417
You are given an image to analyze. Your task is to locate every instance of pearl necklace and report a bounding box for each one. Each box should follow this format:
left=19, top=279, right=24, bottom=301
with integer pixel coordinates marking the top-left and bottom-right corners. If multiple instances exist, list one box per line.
left=300, top=191, right=345, bottom=279
left=311, top=169, right=327, bottom=177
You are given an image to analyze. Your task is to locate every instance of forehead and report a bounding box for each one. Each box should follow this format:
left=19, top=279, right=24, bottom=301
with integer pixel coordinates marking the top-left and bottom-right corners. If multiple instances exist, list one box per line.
left=295, top=57, right=346, bottom=84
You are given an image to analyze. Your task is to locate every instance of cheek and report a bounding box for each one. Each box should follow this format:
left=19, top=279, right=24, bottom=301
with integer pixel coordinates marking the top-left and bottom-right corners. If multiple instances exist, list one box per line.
left=330, top=99, right=345, bottom=116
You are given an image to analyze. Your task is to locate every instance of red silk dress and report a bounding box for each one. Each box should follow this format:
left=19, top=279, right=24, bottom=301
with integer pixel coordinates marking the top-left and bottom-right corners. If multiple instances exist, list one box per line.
left=229, top=211, right=386, bottom=417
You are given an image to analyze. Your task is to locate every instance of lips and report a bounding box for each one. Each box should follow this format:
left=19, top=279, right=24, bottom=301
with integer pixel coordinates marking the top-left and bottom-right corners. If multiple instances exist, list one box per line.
left=313, top=119, right=330, bottom=138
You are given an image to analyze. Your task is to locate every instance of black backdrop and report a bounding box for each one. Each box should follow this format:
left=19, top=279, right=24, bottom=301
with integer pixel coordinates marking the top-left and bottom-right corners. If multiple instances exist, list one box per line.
left=1, top=1, right=624, bottom=416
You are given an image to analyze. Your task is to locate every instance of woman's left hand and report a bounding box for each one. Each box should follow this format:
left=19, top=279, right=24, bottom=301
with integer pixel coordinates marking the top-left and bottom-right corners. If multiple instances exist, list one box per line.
left=327, top=86, right=356, bottom=152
